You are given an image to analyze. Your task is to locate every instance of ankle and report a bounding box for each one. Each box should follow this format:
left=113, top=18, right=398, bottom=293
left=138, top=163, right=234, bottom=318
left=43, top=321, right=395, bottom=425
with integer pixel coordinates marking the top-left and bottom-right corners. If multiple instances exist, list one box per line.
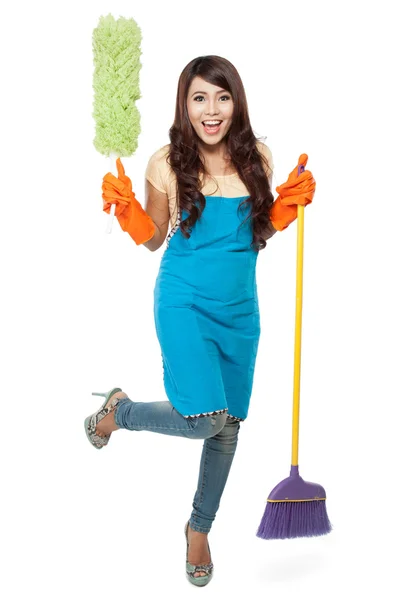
left=188, top=524, right=208, bottom=537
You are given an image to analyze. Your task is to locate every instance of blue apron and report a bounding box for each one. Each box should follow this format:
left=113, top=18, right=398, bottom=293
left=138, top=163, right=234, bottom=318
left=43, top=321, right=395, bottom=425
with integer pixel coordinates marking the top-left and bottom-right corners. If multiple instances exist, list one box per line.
left=153, top=195, right=260, bottom=421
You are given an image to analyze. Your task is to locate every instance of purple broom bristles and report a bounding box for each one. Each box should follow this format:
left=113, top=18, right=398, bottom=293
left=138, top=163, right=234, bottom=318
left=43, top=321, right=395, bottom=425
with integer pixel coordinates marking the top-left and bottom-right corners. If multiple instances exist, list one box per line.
left=257, top=499, right=332, bottom=540
left=256, top=466, right=332, bottom=540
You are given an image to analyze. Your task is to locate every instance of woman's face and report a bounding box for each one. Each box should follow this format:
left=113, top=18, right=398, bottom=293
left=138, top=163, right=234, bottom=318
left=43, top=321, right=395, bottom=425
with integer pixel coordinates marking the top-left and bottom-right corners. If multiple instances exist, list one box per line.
left=186, top=76, right=234, bottom=147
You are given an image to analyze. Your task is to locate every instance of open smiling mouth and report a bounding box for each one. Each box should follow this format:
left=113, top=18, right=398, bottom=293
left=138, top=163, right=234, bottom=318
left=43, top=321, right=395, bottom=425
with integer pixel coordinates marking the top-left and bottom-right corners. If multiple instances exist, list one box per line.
left=202, top=120, right=223, bottom=134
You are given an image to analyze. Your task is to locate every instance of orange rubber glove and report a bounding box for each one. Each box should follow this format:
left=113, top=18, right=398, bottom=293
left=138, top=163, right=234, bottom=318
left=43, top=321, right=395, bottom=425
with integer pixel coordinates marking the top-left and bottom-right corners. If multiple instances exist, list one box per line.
left=102, top=158, right=156, bottom=245
left=270, top=153, right=316, bottom=231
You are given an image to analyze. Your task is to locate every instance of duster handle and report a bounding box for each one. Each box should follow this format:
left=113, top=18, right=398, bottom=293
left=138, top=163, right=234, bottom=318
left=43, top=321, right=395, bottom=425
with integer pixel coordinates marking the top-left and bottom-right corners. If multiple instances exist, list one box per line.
left=105, top=152, right=118, bottom=234
left=291, top=164, right=305, bottom=466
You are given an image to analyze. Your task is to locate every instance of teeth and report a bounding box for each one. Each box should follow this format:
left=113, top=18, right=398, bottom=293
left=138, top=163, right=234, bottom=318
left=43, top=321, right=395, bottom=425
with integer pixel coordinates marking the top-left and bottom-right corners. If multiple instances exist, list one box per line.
left=203, top=121, right=222, bottom=125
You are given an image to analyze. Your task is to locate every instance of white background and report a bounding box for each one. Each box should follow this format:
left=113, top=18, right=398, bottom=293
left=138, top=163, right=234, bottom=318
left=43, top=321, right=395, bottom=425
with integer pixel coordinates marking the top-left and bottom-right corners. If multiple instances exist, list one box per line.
left=1, top=0, right=399, bottom=597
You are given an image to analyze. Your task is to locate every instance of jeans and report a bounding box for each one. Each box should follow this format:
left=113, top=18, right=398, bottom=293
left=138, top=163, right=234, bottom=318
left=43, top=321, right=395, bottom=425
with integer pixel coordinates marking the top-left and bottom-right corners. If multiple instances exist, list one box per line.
left=114, top=399, right=241, bottom=533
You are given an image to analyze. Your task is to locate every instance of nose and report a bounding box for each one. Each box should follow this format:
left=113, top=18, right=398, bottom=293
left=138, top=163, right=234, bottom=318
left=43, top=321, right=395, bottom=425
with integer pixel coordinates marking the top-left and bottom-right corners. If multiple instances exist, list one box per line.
left=205, top=98, right=220, bottom=116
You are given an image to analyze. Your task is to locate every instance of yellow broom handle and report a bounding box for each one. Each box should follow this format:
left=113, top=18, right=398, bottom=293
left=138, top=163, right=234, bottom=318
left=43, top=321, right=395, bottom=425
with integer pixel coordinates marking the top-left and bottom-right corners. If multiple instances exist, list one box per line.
left=291, top=203, right=304, bottom=466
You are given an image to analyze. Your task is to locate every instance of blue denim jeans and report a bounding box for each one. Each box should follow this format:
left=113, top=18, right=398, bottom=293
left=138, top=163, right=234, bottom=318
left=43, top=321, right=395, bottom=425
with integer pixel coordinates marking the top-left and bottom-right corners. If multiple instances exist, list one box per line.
left=114, top=399, right=241, bottom=533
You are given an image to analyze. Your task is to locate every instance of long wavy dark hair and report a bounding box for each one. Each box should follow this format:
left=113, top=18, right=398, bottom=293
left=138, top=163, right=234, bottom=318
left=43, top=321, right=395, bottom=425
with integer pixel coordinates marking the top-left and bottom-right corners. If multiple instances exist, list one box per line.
left=167, top=55, right=274, bottom=251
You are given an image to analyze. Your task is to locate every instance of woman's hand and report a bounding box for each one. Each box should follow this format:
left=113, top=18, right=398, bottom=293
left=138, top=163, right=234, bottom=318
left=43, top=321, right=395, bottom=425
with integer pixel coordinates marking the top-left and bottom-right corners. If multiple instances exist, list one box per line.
left=270, top=154, right=316, bottom=231
left=102, top=158, right=133, bottom=218
left=101, top=158, right=155, bottom=245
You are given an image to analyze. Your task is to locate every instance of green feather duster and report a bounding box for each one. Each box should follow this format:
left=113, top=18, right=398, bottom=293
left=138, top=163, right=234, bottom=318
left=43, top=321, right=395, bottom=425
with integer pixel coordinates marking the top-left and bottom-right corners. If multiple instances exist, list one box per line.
left=92, top=14, right=142, bottom=157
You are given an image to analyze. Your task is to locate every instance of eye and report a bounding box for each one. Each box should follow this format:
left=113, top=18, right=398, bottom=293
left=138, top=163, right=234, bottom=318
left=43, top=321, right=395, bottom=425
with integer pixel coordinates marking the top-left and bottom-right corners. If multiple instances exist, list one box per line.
left=193, top=94, right=231, bottom=102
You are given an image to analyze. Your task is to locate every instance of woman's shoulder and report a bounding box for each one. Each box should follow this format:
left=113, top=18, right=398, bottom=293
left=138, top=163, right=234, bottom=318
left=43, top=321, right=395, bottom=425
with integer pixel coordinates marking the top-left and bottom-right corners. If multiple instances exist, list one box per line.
left=145, top=144, right=173, bottom=187
left=145, top=144, right=176, bottom=198
left=148, top=143, right=171, bottom=163
left=255, top=140, right=273, bottom=161
left=255, top=140, right=274, bottom=180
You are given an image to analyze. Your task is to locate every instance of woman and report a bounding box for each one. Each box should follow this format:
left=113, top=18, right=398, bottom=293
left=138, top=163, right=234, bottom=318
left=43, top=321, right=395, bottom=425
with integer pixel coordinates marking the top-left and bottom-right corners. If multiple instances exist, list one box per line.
left=85, top=55, right=315, bottom=586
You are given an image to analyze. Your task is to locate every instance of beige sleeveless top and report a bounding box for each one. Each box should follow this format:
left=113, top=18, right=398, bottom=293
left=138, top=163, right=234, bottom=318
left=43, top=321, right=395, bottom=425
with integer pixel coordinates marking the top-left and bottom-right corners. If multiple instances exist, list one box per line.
left=145, top=141, right=274, bottom=229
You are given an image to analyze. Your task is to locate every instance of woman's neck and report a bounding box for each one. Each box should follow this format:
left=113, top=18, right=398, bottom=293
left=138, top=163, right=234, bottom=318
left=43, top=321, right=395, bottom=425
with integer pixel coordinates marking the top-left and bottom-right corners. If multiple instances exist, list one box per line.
left=199, top=141, right=233, bottom=175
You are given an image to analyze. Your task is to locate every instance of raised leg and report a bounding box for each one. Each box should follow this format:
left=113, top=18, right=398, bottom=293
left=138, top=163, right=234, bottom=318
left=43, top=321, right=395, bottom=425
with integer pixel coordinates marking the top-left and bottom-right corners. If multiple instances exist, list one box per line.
left=98, top=394, right=228, bottom=440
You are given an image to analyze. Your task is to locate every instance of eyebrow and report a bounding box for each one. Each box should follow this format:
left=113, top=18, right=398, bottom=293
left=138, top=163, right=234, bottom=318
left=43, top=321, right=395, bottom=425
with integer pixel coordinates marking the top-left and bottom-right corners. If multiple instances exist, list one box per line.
left=191, top=89, right=229, bottom=96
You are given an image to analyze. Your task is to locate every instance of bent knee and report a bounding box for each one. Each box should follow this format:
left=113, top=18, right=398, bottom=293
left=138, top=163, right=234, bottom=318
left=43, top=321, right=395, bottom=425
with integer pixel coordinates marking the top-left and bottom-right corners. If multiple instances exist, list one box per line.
left=191, top=412, right=228, bottom=439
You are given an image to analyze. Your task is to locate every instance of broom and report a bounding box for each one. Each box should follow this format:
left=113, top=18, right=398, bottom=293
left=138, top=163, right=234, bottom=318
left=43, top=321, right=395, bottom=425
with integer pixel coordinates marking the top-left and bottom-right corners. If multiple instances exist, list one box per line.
left=92, top=14, right=142, bottom=233
left=257, top=164, right=332, bottom=540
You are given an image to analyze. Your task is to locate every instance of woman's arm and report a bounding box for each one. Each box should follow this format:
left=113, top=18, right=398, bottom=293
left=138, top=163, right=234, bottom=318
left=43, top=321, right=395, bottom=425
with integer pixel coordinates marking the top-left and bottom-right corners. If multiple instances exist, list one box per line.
left=142, top=179, right=171, bottom=252
left=265, top=167, right=277, bottom=240
left=264, top=219, right=277, bottom=241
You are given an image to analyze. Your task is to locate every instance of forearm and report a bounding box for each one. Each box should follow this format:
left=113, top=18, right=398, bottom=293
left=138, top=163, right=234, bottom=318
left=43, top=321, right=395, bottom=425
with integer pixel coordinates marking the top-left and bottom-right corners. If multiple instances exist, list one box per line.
left=264, top=219, right=277, bottom=240
left=142, top=221, right=164, bottom=252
